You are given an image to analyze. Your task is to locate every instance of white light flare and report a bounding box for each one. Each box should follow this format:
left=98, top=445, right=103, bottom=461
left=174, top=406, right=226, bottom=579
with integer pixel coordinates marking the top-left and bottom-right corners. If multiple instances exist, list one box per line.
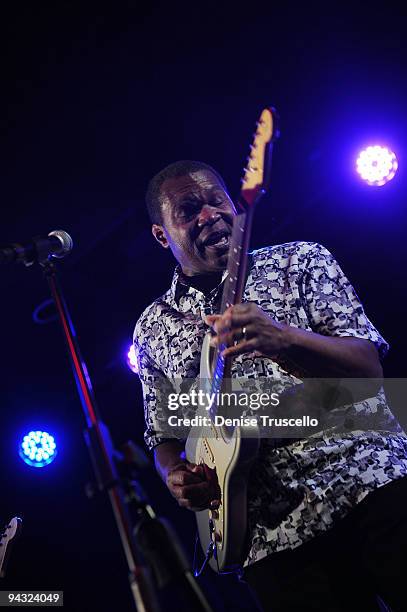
left=356, top=145, right=398, bottom=186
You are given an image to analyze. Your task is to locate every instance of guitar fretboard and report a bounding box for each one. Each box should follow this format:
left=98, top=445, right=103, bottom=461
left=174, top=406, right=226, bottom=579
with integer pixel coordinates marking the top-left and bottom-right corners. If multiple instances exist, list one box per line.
left=209, top=208, right=254, bottom=421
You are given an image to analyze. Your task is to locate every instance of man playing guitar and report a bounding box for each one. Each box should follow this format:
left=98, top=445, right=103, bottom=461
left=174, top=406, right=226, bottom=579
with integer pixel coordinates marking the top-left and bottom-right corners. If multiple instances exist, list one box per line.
left=133, top=158, right=407, bottom=611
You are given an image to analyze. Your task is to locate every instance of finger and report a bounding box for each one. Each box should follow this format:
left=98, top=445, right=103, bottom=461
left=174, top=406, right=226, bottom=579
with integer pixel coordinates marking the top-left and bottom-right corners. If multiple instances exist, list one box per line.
left=178, top=494, right=221, bottom=510
left=208, top=313, right=233, bottom=344
left=167, top=470, right=204, bottom=486
left=216, top=308, right=256, bottom=338
left=208, top=317, right=232, bottom=346
left=229, top=309, right=256, bottom=328
left=210, top=327, right=234, bottom=348
left=206, top=305, right=257, bottom=331
left=173, top=482, right=220, bottom=509
left=214, top=323, right=255, bottom=348
left=206, top=305, right=234, bottom=330
left=187, top=464, right=220, bottom=502
left=207, top=306, right=260, bottom=344
left=174, top=482, right=214, bottom=507
left=214, top=316, right=231, bottom=336
left=186, top=463, right=205, bottom=477
left=204, top=314, right=221, bottom=326
left=205, top=314, right=229, bottom=335
left=177, top=482, right=212, bottom=499
left=221, top=338, right=258, bottom=358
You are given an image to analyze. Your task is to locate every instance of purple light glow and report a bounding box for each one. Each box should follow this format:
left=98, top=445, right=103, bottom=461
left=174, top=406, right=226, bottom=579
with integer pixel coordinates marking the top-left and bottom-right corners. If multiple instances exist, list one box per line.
left=127, top=344, right=139, bottom=374
left=356, top=145, right=398, bottom=186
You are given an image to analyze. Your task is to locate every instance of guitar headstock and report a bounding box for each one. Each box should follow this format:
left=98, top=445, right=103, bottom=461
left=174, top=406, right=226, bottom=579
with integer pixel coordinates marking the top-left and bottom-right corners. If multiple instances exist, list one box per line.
left=239, top=107, right=279, bottom=210
left=0, top=517, right=22, bottom=578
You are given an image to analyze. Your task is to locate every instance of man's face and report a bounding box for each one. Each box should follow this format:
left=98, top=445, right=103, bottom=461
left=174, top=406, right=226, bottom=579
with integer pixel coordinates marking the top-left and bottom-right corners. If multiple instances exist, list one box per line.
left=152, top=170, right=236, bottom=276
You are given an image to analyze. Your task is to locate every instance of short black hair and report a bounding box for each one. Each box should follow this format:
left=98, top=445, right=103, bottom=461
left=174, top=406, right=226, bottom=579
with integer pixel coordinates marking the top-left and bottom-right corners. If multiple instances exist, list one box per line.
left=145, top=160, right=227, bottom=225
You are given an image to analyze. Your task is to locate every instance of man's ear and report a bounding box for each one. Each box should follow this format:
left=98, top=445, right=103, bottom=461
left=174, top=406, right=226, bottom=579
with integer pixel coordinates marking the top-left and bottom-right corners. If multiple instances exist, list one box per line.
left=152, top=224, right=169, bottom=249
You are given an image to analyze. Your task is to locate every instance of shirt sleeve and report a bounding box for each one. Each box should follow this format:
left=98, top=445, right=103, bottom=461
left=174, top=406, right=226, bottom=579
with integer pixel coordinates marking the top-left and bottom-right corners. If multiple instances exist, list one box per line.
left=133, top=335, right=175, bottom=451
left=301, top=243, right=389, bottom=360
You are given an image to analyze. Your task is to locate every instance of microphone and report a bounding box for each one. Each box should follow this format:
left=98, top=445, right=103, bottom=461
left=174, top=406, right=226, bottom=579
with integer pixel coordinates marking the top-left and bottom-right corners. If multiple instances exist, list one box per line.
left=0, top=230, right=73, bottom=266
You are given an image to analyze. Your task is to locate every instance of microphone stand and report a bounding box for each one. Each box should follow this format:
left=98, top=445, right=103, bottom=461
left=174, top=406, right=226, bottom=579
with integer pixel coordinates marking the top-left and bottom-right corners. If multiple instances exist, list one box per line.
left=42, top=258, right=159, bottom=612
left=39, top=258, right=213, bottom=612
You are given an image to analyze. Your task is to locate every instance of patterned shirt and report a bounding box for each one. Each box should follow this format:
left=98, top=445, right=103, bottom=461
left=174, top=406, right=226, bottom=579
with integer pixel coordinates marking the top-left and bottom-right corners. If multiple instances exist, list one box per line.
left=133, top=241, right=407, bottom=566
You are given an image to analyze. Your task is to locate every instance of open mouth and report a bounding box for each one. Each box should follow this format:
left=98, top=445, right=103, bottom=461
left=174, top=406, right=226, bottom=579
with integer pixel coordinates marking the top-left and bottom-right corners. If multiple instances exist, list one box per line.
left=201, top=230, right=230, bottom=249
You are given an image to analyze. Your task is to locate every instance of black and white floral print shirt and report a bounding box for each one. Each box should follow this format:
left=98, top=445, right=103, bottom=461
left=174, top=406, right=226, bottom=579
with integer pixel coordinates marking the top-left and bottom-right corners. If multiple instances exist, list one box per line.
left=133, top=241, right=407, bottom=566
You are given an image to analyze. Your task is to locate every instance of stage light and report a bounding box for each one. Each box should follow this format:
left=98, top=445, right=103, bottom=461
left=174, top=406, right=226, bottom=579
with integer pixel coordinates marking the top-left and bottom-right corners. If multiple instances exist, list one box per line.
left=356, top=145, right=398, bottom=186
left=19, top=431, right=57, bottom=468
left=127, top=344, right=139, bottom=374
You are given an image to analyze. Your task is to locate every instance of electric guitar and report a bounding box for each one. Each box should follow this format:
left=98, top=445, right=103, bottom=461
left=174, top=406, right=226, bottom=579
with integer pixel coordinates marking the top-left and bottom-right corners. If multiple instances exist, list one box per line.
left=185, top=107, right=279, bottom=572
left=0, top=517, right=22, bottom=578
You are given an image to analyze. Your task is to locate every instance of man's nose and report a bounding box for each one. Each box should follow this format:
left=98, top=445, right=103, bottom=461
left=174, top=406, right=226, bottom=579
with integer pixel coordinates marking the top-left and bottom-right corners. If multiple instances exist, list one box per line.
left=197, top=205, right=221, bottom=228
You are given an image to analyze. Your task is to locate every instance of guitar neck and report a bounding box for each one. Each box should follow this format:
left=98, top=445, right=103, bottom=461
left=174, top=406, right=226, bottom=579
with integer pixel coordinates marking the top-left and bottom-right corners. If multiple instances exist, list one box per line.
left=220, top=207, right=254, bottom=313
left=210, top=207, right=254, bottom=404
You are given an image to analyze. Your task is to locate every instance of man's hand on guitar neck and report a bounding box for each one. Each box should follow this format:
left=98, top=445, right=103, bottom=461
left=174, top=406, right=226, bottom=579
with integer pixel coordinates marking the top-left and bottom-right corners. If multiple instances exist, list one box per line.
left=205, top=302, right=382, bottom=379
left=206, top=303, right=288, bottom=360
left=154, top=440, right=221, bottom=512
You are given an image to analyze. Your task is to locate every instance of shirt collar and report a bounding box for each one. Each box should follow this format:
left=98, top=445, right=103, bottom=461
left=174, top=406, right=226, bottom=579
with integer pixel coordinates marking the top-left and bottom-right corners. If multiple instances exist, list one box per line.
left=170, top=265, right=228, bottom=306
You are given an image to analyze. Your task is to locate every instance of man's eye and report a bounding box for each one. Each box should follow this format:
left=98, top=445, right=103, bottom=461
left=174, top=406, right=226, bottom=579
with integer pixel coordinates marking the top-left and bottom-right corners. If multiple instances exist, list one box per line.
left=180, top=202, right=199, bottom=218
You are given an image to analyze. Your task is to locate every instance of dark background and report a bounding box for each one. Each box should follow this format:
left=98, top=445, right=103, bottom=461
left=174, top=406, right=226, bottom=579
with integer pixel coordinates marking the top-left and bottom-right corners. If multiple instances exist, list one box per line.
left=1, top=2, right=406, bottom=611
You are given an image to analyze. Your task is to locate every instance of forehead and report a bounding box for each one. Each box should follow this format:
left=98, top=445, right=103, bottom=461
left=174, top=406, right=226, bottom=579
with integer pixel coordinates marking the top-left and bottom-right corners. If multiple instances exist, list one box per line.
left=160, top=170, right=225, bottom=207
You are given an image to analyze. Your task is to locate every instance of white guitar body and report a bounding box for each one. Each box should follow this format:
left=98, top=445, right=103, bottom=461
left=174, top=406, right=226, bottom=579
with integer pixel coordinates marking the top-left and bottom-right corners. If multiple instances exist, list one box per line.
left=185, top=334, right=259, bottom=572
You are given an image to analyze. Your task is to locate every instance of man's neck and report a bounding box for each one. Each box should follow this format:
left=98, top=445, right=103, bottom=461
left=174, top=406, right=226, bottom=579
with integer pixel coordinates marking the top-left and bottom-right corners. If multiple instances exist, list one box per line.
left=180, top=270, right=224, bottom=295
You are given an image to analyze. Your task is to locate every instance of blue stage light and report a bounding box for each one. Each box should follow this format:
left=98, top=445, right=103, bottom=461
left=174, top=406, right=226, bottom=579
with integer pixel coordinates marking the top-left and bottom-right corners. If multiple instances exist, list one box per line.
left=356, top=145, right=398, bottom=186
left=19, top=431, right=57, bottom=468
left=127, top=344, right=139, bottom=374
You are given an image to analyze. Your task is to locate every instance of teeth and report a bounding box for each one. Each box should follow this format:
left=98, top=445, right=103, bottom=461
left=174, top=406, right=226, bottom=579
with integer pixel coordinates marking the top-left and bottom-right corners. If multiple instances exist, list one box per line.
left=202, top=232, right=230, bottom=247
left=207, top=235, right=228, bottom=246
